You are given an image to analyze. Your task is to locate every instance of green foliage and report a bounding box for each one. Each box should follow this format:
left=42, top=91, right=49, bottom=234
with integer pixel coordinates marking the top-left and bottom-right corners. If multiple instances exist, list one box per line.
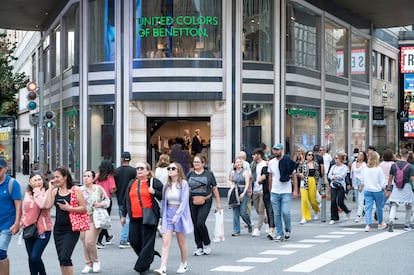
left=0, top=32, right=29, bottom=117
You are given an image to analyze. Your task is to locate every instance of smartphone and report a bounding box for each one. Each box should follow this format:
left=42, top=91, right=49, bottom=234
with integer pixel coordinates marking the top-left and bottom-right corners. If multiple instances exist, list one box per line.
left=57, top=198, right=67, bottom=204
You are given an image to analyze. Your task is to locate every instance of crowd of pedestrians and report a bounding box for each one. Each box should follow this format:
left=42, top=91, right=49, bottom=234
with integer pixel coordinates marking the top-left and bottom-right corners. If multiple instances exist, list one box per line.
left=1, top=141, right=414, bottom=274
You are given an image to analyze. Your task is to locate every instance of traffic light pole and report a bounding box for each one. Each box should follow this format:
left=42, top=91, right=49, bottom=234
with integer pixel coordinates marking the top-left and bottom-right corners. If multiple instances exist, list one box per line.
left=38, top=72, right=44, bottom=175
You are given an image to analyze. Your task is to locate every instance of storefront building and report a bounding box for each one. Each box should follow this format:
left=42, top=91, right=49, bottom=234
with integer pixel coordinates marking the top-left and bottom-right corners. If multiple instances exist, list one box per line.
left=14, top=0, right=398, bottom=184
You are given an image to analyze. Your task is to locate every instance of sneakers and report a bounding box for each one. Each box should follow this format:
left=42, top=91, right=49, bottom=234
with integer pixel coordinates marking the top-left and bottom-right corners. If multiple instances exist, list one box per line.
left=193, top=248, right=204, bottom=256
left=231, top=232, right=240, bottom=236
left=203, top=245, right=211, bottom=255
left=176, top=262, right=188, bottom=274
left=81, top=265, right=92, bottom=274
left=300, top=219, right=307, bottom=225
left=284, top=231, right=291, bottom=240
left=314, top=214, right=320, bottom=220
left=248, top=225, right=253, bottom=233
left=329, top=220, right=336, bottom=225
left=119, top=242, right=131, bottom=249
left=364, top=225, right=371, bottom=232
left=252, top=228, right=260, bottom=237
left=105, top=235, right=113, bottom=245
left=154, top=266, right=167, bottom=275
left=346, top=211, right=352, bottom=219
left=404, top=225, right=413, bottom=231
left=378, top=222, right=387, bottom=230
left=387, top=221, right=394, bottom=232
left=96, top=242, right=106, bottom=249
left=355, top=216, right=362, bottom=222
left=92, top=262, right=100, bottom=273
left=274, top=235, right=284, bottom=242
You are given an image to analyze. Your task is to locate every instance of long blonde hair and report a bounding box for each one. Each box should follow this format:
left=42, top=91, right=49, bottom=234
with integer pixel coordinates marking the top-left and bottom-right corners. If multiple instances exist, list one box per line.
left=164, top=162, right=186, bottom=196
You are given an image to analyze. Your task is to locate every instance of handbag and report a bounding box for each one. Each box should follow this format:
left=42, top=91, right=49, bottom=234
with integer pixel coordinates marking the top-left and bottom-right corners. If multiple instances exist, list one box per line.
left=138, top=179, right=160, bottom=226
left=227, top=185, right=240, bottom=209
left=332, top=181, right=343, bottom=189
left=69, top=187, right=90, bottom=231
left=23, top=209, right=42, bottom=239
left=93, top=207, right=111, bottom=229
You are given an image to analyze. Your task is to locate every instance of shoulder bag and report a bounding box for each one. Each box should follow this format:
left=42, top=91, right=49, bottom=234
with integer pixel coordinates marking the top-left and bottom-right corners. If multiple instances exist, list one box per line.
left=138, top=179, right=160, bottom=226
left=69, top=187, right=90, bottom=231
left=23, top=210, right=42, bottom=239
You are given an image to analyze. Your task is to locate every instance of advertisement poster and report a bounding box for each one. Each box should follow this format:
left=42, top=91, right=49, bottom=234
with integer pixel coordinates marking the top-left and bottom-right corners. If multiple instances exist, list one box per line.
left=0, top=117, right=15, bottom=177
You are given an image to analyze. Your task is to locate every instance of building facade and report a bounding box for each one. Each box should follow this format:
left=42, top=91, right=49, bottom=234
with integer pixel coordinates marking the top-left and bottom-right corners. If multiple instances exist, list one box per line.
left=13, top=0, right=399, bottom=184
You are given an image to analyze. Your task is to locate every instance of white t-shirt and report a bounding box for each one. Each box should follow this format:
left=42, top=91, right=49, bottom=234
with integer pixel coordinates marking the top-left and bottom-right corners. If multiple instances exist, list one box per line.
left=268, top=158, right=293, bottom=194
left=253, top=160, right=267, bottom=193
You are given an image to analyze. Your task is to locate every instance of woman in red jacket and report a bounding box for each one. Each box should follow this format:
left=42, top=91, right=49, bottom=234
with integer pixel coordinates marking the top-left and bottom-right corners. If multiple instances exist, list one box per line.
left=21, top=172, right=53, bottom=275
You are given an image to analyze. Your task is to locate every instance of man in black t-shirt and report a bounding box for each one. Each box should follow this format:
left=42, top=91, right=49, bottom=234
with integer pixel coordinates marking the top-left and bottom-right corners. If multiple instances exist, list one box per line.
left=114, top=151, right=136, bottom=248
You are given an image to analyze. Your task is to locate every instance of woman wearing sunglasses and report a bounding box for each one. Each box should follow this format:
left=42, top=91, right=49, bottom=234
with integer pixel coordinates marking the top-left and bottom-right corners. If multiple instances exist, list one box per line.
left=121, top=161, right=163, bottom=273
left=297, top=151, right=321, bottom=224
left=154, top=163, right=193, bottom=275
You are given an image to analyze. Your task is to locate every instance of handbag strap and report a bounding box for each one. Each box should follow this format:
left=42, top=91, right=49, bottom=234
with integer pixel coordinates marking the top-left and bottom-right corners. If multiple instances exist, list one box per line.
left=137, top=179, right=144, bottom=209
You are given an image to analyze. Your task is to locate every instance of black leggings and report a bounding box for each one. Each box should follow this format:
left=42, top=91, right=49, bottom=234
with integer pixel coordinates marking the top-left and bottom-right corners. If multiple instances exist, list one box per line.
left=330, top=187, right=351, bottom=221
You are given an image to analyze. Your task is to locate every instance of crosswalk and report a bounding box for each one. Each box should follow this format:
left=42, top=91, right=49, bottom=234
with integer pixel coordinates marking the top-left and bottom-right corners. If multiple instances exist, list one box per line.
left=210, top=228, right=406, bottom=273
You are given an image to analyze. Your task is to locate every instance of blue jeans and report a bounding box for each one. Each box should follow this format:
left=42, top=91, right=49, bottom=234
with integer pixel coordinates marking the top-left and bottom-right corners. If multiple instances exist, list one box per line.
left=118, top=205, right=130, bottom=243
left=271, top=193, right=292, bottom=237
left=232, top=194, right=252, bottom=233
left=364, top=190, right=384, bottom=225
left=0, top=229, right=12, bottom=252
left=25, top=231, right=51, bottom=275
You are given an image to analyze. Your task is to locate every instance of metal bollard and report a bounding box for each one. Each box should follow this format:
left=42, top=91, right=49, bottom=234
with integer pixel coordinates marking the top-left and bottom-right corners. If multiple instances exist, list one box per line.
left=321, top=183, right=326, bottom=222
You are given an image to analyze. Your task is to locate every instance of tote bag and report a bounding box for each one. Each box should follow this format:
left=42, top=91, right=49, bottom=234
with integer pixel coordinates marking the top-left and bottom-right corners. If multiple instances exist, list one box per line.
left=93, top=207, right=111, bottom=229
left=69, top=187, right=90, bottom=231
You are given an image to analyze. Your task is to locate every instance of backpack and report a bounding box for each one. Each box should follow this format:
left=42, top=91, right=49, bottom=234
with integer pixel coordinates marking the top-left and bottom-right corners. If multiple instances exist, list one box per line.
left=394, top=162, right=410, bottom=189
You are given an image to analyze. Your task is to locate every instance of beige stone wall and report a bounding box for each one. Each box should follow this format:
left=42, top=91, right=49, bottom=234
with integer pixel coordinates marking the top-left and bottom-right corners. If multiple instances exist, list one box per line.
left=128, top=100, right=229, bottom=187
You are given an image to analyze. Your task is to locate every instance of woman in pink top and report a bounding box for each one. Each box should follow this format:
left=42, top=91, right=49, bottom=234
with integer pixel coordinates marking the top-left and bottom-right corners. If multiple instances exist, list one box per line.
left=95, top=160, right=116, bottom=248
left=20, top=172, right=53, bottom=275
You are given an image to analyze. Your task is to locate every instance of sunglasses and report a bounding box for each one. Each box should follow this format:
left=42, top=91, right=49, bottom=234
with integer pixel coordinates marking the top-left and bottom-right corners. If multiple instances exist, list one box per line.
left=307, top=154, right=314, bottom=156
left=167, top=167, right=177, bottom=171
left=137, top=166, right=146, bottom=170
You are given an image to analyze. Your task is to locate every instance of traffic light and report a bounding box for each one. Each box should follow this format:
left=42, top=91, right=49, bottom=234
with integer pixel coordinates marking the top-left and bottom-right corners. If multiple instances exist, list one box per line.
left=26, top=81, right=38, bottom=110
left=45, top=110, right=56, bottom=129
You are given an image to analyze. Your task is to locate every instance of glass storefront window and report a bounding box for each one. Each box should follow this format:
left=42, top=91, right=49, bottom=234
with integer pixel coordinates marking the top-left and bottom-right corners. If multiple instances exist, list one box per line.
left=286, top=1, right=320, bottom=70
left=351, top=33, right=369, bottom=83
left=43, top=36, right=50, bottom=83
left=242, top=103, right=272, bottom=161
left=64, top=108, right=80, bottom=180
left=63, top=3, right=80, bottom=69
left=372, top=51, right=377, bottom=77
left=52, top=26, right=61, bottom=78
left=88, top=0, right=115, bottom=63
left=324, top=109, right=347, bottom=155
left=325, top=20, right=347, bottom=77
left=133, top=0, right=222, bottom=59
left=351, top=112, right=368, bottom=151
left=285, top=107, right=319, bottom=155
left=242, top=0, right=272, bottom=61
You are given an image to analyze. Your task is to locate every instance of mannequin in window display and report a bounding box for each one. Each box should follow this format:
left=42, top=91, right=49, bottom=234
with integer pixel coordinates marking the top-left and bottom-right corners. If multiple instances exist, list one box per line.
left=191, top=129, right=203, bottom=156
left=183, top=129, right=191, bottom=152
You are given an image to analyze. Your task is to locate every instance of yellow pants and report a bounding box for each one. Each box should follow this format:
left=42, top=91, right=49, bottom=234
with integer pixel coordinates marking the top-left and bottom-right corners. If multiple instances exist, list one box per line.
left=300, top=176, right=320, bottom=220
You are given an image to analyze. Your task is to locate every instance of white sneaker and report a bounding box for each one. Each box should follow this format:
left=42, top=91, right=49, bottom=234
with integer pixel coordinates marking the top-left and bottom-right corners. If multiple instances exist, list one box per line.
left=154, top=267, right=167, bottom=275
left=193, top=248, right=203, bottom=256
left=329, top=220, right=336, bottom=225
left=81, top=265, right=92, bottom=274
left=176, top=262, right=188, bottom=274
left=355, top=216, right=361, bottom=222
left=252, top=228, right=260, bottom=237
left=203, top=245, right=211, bottom=255
left=314, top=214, right=320, bottom=220
left=300, top=219, right=307, bottom=224
left=92, top=262, right=100, bottom=273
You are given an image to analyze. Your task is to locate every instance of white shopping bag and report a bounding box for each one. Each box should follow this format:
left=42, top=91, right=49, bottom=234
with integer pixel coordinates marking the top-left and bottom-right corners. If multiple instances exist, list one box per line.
left=213, top=209, right=225, bottom=242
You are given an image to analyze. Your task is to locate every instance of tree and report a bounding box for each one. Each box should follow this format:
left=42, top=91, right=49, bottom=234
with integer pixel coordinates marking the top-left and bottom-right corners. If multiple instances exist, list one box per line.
left=0, top=32, right=28, bottom=117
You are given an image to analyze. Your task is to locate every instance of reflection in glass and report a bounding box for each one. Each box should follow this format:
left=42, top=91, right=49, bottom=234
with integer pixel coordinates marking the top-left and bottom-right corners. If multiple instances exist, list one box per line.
left=324, top=109, right=347, bottom=155
left=286, top=2, right=320, bottom=70
left=64, top=4, right=80, bottom=69
left=133, top=0, right=222, bottom=59
left=351, top=34, right=369, bottom=83
left=325, top=21, right=347, bottom=77
left=242, top=0, right=272, bottom=61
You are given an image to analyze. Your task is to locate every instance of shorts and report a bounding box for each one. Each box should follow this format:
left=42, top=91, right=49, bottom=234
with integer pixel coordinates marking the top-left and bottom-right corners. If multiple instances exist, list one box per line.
left=0, top=229, right=12, bottom=251
left=166, top=206, right=185, bottom=233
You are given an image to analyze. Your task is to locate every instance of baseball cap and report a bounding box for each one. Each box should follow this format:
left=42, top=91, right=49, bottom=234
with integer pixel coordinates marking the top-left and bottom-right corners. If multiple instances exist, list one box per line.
left=0, top=158, right=7, bottom=168
left=121, top=151, right=131, bottom=161
left=272, top=143, right=284, bottom=150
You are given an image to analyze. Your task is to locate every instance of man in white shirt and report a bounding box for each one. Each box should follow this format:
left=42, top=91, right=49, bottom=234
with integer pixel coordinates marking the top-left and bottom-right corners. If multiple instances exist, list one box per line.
left=268, top=144, right=298, bottom=241
left=251, top=148, right=267, bottom=237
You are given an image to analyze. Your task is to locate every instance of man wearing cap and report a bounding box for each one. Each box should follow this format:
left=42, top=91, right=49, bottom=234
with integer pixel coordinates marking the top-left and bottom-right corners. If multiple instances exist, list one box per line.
left=114, top=152, right=136, bottom=248
left=0, top=157, right=22, bottom=274
left=268, top=144, right=298, bottom=241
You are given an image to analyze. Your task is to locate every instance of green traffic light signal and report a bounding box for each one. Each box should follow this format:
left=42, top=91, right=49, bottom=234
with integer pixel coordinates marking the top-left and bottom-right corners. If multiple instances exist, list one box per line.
left=27, top=101, right=37, bottom=110
left=45, top=120, right=55, bottom=129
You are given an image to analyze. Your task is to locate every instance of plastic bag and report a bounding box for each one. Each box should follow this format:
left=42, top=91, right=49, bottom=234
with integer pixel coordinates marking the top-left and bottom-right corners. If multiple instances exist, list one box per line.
left=213, top=209, right=225, bottom=242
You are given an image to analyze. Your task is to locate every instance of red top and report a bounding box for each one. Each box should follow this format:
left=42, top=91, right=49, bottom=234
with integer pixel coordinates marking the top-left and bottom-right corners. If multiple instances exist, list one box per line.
left=130, top=179, right=153, bottom=218
left=95, top=174, right=116, bottom=198
left=21, top=188, right=53, bottom=233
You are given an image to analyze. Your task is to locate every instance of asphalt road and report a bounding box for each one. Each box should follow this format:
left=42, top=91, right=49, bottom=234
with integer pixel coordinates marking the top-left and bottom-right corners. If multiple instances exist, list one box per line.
left=7, top=173, right=414, bottom=274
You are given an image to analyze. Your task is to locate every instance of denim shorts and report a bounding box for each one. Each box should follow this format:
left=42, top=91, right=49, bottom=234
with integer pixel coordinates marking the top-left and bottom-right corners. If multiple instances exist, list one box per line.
left=0, top=229, right=12, bottom=251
